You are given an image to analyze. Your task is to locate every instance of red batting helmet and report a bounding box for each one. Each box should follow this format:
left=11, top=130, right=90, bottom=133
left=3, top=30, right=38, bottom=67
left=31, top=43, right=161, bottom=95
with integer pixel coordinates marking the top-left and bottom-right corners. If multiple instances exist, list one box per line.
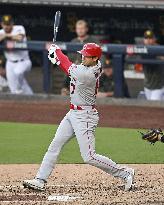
left=77, top=43, right=102, bottom=58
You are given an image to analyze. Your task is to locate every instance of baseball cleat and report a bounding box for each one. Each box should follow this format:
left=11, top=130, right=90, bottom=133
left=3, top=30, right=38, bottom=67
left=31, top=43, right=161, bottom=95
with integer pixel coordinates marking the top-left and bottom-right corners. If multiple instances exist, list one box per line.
left=23, top=179, right=45, bottom=191
left=124, top=168, right=135, bottom=191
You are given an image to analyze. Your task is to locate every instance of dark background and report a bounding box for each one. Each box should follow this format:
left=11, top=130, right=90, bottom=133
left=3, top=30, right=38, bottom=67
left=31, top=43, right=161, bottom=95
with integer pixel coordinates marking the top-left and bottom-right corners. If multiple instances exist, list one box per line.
left=0, top=4, right=164, bottom=44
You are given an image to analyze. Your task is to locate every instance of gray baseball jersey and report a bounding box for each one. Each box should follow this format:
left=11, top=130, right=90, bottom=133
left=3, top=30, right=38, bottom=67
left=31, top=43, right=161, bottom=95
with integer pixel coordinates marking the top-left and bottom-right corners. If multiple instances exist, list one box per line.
left=68, top=61, right=102, bottom=106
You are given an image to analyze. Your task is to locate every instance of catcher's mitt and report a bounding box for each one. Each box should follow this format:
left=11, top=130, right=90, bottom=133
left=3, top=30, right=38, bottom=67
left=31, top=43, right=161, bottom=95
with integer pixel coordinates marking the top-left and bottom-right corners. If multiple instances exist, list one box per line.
left=139, top=128, right=163, bottom=144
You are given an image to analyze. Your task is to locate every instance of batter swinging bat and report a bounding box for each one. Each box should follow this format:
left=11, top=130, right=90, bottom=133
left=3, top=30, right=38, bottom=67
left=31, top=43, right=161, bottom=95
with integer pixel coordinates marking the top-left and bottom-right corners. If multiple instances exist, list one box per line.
left=50, top=11, right=61, bottom=58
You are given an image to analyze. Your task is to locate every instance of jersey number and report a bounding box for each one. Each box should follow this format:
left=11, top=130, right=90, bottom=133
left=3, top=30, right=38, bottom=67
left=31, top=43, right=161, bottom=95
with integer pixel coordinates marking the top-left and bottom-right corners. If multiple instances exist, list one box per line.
left=70, top=83, right=75, bottom=94
left=95, top=79, right=99, bottom=96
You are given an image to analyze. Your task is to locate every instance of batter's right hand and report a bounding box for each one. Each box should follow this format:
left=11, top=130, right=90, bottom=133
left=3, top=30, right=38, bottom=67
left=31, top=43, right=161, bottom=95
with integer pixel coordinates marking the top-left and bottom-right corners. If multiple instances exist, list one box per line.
left=48, top=44, right=60, bottom=65
left=48, top=44, right=60, bottom=55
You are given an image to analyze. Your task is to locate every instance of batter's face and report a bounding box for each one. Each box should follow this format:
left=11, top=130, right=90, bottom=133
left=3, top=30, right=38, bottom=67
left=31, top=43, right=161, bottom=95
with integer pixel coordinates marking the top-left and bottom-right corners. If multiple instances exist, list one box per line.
left=82, top=55, right=98, bottom=66
left=76, top=24, right=88, bottom=38
left=1, top=23, right=13, bottom=33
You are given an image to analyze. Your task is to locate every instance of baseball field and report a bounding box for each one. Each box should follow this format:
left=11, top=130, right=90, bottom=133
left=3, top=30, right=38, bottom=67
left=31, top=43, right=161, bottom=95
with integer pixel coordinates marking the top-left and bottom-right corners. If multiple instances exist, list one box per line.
left=0, top=99, right=164, bottom=204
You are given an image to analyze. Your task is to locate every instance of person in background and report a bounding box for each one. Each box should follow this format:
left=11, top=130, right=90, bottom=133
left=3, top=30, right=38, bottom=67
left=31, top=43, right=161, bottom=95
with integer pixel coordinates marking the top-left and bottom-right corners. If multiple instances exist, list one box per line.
left=68, top=19, right=98, bottom=64
left=61, top=19, right=99, bottom=96
left=0, top=15, right=33, bottom=95
left=142, top=30, right=164, bottom=101
left=97, top=60, right=114, bottom=98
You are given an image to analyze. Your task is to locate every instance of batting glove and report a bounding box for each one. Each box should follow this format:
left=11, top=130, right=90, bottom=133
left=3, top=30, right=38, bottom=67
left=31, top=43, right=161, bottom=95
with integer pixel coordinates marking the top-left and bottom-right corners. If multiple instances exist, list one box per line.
left=48, top=44, right=60, bottom=65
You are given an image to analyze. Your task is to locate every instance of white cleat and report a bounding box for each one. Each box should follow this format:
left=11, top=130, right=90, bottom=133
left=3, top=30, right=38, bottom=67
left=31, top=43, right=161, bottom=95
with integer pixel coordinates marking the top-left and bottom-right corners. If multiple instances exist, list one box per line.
left=125, top=168, right=135, bottom=191
left=23, top=179, right=45, bottom=191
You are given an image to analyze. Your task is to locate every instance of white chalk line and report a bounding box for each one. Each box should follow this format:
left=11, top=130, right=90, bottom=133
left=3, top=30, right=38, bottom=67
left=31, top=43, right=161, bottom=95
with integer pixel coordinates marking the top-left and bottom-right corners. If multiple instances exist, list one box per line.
left=49, top=184, right=82, bottom=187
left=1, top=195, right=83, bottom=203
left=0, top=185, right=84, bottom=202
left=48, top=195, right=83, bottom=201
left=0, top=184, right=82, bottom=189
left=0, top=201, right=44, bottom=203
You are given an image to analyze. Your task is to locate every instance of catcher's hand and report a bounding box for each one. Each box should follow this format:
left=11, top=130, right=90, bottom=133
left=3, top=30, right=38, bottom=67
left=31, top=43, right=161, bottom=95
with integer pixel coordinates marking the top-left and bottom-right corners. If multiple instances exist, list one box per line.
left=139, top=128, right=163, bottom=144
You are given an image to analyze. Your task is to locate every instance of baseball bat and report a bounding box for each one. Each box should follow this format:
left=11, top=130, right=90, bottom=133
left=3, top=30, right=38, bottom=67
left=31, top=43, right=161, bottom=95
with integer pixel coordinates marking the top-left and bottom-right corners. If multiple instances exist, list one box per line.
left=53, top=10, right=61, bottom=42
left=50, top=11, right=61, bottom=58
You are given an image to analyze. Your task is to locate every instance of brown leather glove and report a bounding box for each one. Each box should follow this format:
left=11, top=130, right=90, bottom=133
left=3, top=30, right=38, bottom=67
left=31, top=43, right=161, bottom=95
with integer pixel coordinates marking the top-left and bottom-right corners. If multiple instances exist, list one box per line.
left=139, top=128, right=164, bottom=144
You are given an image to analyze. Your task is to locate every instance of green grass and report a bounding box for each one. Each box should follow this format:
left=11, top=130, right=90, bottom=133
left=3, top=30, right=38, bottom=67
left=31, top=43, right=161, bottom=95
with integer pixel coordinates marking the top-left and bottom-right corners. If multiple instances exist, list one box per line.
left=0, top=122, right=163, bottom=164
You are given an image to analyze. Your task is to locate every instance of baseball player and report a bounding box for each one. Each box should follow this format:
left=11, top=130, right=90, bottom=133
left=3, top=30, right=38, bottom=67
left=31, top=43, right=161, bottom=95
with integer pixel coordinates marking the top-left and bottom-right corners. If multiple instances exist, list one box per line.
left=0, top=15, right=33, bottom=95
left=142, top=30, right=164, bottom=101
left=23, top=43, right=134, bottom=191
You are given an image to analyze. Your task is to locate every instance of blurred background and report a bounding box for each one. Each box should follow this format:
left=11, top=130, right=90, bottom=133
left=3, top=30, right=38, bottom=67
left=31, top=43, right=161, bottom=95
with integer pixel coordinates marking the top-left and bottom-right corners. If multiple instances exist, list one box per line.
left=0, top=0, right=164, bottom=100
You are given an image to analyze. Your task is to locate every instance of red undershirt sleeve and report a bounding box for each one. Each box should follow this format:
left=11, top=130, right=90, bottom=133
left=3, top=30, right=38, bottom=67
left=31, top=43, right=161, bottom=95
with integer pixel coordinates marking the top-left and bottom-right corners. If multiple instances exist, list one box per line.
left=56, top=49, right=73, bottom=75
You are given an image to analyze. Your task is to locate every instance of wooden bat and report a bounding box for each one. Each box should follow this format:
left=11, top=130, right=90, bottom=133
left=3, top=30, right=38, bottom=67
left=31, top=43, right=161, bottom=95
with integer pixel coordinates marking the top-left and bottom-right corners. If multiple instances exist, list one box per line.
left=53, top=10, right=61, bottom=42
left=50, top=11, right=61, bottom=58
